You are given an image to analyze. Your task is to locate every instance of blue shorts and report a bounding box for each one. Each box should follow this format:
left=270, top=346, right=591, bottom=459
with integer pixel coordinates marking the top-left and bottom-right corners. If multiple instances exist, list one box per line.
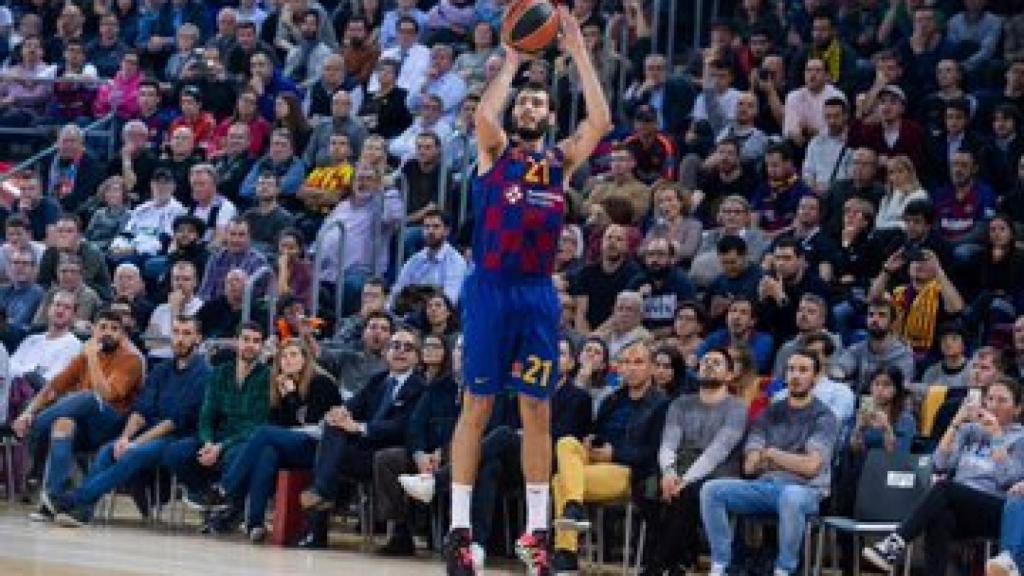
left=460, top=271, right=560, bottom=400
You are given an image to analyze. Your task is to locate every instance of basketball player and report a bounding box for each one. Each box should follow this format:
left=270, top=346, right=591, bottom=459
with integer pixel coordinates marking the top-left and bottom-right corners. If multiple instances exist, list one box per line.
left=443, top=6, right=611, bottom=576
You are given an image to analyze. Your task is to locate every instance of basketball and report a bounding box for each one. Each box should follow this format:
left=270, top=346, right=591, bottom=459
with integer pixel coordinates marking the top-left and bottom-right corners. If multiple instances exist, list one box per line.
left=501, top=0, right=560, bottom=54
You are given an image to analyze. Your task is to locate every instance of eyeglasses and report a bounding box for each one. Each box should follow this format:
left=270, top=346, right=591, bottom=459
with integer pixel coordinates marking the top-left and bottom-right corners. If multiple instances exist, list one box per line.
left=390, top=340, right=417, bottom=352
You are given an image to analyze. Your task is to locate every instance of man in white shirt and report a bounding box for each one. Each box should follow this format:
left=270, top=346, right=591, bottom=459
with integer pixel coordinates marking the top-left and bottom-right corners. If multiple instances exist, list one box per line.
left=8, top=289, right=82, bottom=382
left=389, top=209, right=467, bottom=308
left=367, top=16, right=431, bottom=95
left=109, top=168, right=186, bottom=258
left=405, top=44, right=467, bottom=121
left=186, top=164, right=238, bottom=245
left=803, top=96, right=852, bottom=193
left=692, top=56, right=743, bottom=135
left=387, top=94, right=453, bottom=161
left=144, top=260, right=204, bottom=360
left=783, top=57, right=844, bottom=147
left=379, top=0, right=427, bottom=50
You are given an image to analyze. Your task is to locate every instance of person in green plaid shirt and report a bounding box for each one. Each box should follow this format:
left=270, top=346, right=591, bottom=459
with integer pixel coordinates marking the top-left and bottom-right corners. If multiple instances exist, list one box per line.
left=164, top=321, right=271, bottom=507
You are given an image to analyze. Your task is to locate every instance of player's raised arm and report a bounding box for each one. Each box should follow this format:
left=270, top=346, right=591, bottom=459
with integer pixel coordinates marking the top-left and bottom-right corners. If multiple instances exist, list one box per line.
left=556, top=6, right=613, bottom=179
left=475, top=49, right=522, bottom=172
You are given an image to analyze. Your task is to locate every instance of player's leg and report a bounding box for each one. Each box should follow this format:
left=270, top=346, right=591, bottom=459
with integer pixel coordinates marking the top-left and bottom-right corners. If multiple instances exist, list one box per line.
left=512, top=282, right=560, bottom=574
left=445, top=274, right=506, bottom=574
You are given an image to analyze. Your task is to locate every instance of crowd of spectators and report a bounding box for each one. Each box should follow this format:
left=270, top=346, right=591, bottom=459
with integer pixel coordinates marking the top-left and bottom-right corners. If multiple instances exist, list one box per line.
left=1, top=0, right=1024, bottom=574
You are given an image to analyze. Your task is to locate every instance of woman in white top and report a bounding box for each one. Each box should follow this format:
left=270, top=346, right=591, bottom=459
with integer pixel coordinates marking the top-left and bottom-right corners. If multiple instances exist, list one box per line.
left=875, top=155, right=929, bottom=231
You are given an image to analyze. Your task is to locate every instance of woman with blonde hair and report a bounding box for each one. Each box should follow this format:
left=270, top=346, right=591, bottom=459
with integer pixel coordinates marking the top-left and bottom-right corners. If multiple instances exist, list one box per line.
left=875, top=155, right=929, bottom=231
left=646, top=180, right=704, bottom=263
left=201, top=338, right=340, bottom=542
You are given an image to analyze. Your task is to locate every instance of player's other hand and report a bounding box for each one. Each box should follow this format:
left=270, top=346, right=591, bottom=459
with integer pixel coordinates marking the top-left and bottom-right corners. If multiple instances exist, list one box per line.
left=557, top=6, right=585, bottom=56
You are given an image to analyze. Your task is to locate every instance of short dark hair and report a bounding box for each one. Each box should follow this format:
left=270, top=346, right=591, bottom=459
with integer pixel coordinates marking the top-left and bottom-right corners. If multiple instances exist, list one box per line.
left=903, top=199, right=935, bottom=224
left=766, top=141, right=795, bottom=162
left=95, top=308, right=125, bottom=328
left=237, top=320, right=266, bottom=339
left=773, top=236, right=805, bottom=257
left=363, top=277, right=390, bottom=296
left=790, top=348, right=822, bottom=374
left=396, top=15, right=419, bottom=31
left=945, top=98, right=971, bottom=117
left=173, top=314, right=202, bottom=333
left=705, top=347, right=735, bottom=371
left=803, top=332, right=836, bottom=358
left=421, top=208, right=449, bottom=226
left=517, top=81, right=555, bottom=111
left=716, top=234, right=748, bottom=255
left=365, top=310, right=395, bottom=331
left=237, top=21, right=257, bottom=32
left=824, top=96, right=848, bottom=111
left=729, top=296, right=758, bottom=318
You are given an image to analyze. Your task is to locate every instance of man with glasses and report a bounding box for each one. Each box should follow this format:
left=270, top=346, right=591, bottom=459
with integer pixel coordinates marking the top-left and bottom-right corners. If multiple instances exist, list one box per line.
left=299, top=327, right=426, bottom=548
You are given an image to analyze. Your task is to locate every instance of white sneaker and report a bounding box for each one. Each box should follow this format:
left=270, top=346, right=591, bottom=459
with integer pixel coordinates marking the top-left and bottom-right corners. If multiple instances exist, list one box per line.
left=708, top=563, right=727, bottom=576
left=988, top=551, right=1021, bottom=576
left=398, top=474, right=435, bottom=504
left=470, top=542, right=486, bottom=572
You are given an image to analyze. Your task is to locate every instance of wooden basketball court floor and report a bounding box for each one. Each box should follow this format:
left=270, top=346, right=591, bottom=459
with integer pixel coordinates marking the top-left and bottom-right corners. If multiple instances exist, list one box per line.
left=0, top=502, right=522, bottom=576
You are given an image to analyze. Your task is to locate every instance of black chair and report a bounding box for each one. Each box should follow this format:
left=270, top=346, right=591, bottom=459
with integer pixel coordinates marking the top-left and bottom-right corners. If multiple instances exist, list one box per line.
left=812, top=449, right=934, bottom=576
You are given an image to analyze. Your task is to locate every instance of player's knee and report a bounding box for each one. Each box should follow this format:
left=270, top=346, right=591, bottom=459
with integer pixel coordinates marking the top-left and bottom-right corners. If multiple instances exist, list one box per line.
left=460, top=394, right=495, bottom=429
left=519, top=396, right=551, bottom=432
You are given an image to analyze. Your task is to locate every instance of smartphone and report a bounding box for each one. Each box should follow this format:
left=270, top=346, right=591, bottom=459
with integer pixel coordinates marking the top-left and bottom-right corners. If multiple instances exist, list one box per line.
left=859, top=396, right=875, bottom=416
left=966, top=388, right=983, bottom=407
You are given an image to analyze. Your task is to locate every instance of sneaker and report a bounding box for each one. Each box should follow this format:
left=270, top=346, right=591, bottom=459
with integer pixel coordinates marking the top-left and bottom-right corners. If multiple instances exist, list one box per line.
left=443, top=528, right=476, bottom=576
left=28, top=505, right=54, bottom=522
left=862, top=533, right=906, bottom=572
left=398, top=474, right=436, bottom=504
left=185, top=487, right=231, bottom=512
left=39, top=491, right=57, bottom=515
left=515, top=530, right=552, bottom=576
left=987, top=551, right=1021, bottom=576
left=248, top=525, right=267, bottom=544
left=55, top=508, right=90, bottom=528
left=551, top=549, right=579, bottom=574
left=553, top=502, right=591, bottom=532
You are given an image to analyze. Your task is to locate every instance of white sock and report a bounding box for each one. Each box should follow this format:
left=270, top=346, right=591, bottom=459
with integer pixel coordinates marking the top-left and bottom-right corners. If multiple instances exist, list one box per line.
left=525, top=483, right=550, bottom=533
left=450, top=483, right=472, bottom=530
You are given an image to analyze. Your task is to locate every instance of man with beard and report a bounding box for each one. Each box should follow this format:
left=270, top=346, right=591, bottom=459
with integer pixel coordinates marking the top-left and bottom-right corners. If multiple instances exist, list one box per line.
left=165, top=322, right=269, bottom=508
left=283, top=10, right=334, bottom=88
left=47, top=316, right=211, bottom=526
left=571, top=224, right=642, bottom=333
left=628, top=237, right=696, bottom=336
left=698, top=296, right=774, bottom=375
left=700, top=350, right=839, bottom=576
left=444, top=8, right=612, bottom=575
left=834, top=298, right=916, bottom=392
left=390, top=209, right=468, bottom=305
left=758, top=238, right=832, bottom=343
left=16, top=310, right=144, bottom=521
left=645, top=349, right=748, bottom=575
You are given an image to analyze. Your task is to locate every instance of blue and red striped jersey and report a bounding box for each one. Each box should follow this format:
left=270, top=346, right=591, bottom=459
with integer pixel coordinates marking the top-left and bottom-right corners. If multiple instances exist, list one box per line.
left=472, top=145, right=566, bottom=277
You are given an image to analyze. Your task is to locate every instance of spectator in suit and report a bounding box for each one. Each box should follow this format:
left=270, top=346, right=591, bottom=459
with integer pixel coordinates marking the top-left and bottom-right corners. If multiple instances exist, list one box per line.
left=623, top=53, right=697, bottom=140
left=298, top=327, right=427, bottom=548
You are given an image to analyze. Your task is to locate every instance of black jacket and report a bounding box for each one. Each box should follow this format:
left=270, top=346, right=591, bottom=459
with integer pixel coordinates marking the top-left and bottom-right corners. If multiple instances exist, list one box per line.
left=270, top=374, right=342, bottom=427
left=346, top=370, right=426, bottom=449
left=552, top=381, right=593, bottom=442
left=592, top=386, right=668, bottom=477
left=406, top=374, right=459, bottom=457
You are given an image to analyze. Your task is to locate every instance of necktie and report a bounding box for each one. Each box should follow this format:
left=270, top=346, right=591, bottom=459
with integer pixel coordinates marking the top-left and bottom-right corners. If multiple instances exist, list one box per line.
left=373, top=377, right=398, bottom=421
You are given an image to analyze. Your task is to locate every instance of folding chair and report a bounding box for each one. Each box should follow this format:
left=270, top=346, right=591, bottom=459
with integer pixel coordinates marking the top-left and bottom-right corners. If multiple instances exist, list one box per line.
left=813, top=450, right=933, bottom=576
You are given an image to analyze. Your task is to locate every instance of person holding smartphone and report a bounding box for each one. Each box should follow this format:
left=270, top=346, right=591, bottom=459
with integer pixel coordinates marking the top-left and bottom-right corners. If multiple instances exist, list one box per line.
left=864, top=378, right=1024, bottom=574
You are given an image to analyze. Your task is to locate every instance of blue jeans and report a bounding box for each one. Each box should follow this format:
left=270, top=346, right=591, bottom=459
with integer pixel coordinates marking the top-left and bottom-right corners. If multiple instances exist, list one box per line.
left=700, top=478, right=821, bottom=574
left=31, top=391, right=127, bottom=496
left=1001, top=497, right=1024, bottom=570
left=162, top=436, right=243, bottom=493
left=219, top=425, right=317, bottom=528
left=69, top=436, right=175, bottom=511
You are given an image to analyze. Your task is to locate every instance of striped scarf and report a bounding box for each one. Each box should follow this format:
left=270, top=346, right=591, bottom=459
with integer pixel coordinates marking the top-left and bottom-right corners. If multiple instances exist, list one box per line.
left=893, top=280, right=942, bottom=352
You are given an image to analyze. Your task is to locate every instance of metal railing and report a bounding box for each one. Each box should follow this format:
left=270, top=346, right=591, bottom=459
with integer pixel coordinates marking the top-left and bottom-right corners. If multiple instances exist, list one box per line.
left=395, top=173, right=410, bottom=268
left=311, top=220, right=347, bottom=330
left=241, top=266, right=278, bottom=336
left=0, top=112, right=116, bottom=183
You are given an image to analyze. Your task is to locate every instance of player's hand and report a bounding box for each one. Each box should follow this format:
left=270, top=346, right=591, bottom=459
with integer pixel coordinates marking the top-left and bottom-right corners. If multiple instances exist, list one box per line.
left=660, top=474, right=683, bottom=501
left=113, top=437, right=133, bottom=460
left=557, top=6, right=586, bottom=57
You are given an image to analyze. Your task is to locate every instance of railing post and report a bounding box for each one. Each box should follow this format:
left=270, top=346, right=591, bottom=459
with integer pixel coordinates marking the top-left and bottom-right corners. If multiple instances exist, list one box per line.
left=396, top=174, right=410, bottom=269
left=241, top=266, right=277, bottom=334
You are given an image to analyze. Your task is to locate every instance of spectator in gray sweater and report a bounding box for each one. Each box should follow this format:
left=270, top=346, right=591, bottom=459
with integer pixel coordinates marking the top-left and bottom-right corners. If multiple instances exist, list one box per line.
left=864, top=377, right=1024, bottom=574
left=832, top=298, right=915, bottom=393
left=646, top=348, right=748, bottom=574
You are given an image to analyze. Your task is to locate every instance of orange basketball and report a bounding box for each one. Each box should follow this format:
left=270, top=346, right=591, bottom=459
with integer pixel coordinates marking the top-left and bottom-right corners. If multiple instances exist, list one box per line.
left=501, top=0, right=560, bottom=54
